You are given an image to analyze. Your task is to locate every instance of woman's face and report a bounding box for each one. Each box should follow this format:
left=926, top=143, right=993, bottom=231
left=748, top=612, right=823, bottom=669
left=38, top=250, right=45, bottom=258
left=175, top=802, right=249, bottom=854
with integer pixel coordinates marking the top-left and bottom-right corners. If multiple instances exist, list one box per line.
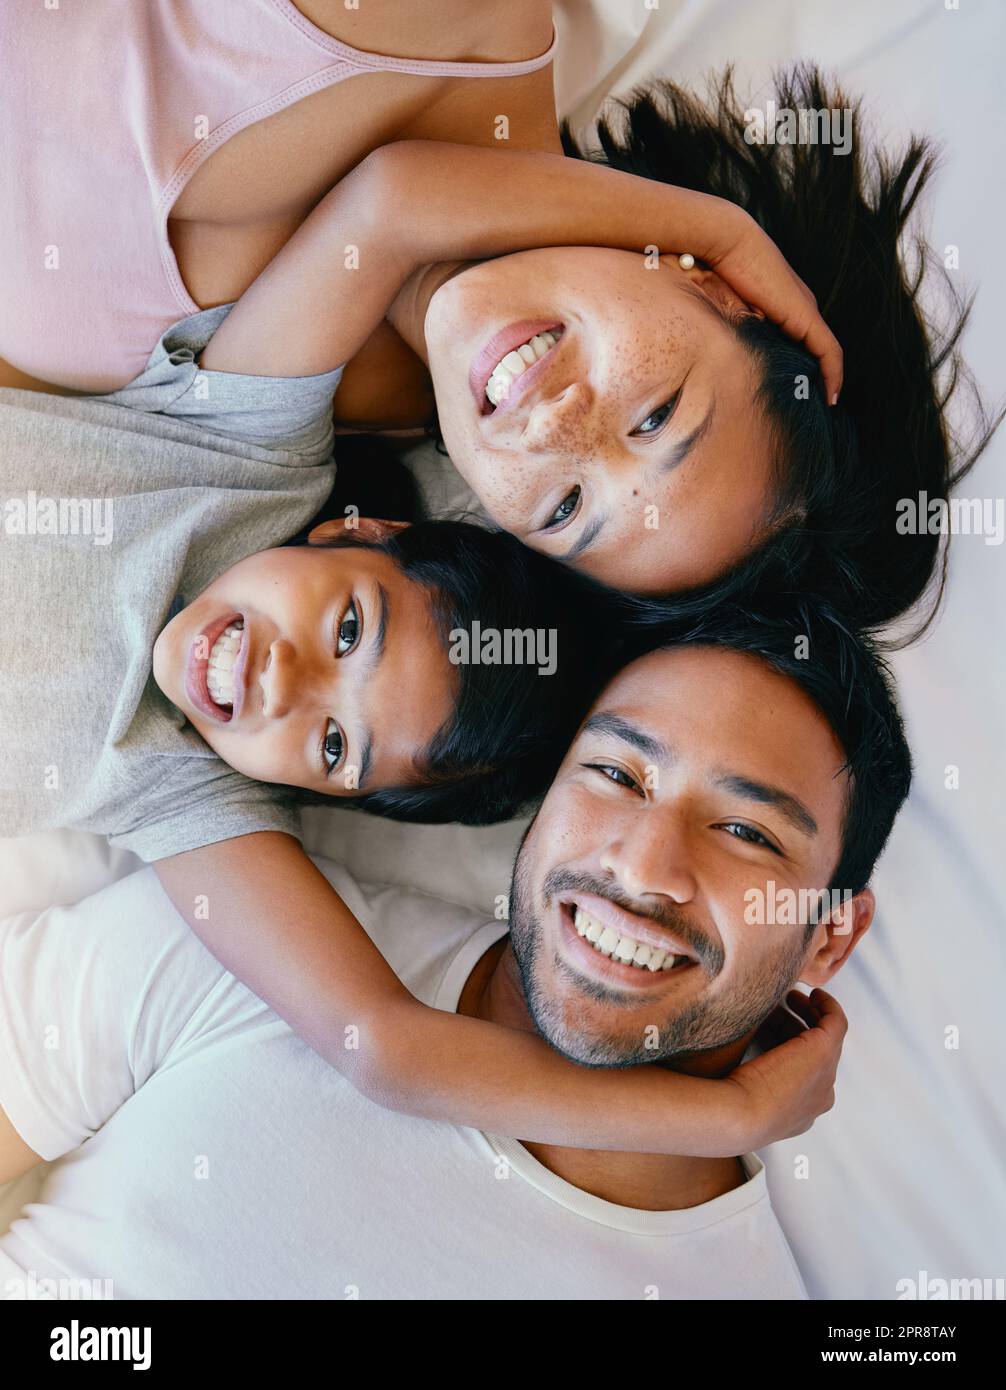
left=424, top=247, right=778, bottom=593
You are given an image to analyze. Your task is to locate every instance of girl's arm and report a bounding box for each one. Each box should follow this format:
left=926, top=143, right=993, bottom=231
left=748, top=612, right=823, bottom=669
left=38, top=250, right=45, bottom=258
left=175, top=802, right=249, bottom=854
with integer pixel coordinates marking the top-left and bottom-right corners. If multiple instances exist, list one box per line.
left=154, top=832, right=846, bottom=1157
left=200, top=140, right=842, bottom=400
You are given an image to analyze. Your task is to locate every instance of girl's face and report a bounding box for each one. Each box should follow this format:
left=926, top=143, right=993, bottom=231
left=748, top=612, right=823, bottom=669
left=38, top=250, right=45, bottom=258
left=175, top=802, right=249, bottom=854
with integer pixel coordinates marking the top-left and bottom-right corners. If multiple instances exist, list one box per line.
left=424, top=247, right=778, bottom=594
left=152, top=529, right=456, bottom=795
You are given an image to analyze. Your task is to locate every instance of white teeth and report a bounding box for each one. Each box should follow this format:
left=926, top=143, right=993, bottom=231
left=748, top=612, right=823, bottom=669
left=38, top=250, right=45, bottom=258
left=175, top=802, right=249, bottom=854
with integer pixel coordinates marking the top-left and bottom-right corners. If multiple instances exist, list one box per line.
left=572, top=906, right=689, bottom=974
left=485, top=329, right=560, bottom=406
left=597, top=927, right=620, bottom=957
left=205, top=622, right=243, bottom=708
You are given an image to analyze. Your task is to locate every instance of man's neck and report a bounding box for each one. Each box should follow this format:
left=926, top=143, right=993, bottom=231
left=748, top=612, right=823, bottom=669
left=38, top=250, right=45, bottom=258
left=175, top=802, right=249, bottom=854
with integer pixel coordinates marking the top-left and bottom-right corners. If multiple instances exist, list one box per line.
left=457, top=938, right=750, bottom=1212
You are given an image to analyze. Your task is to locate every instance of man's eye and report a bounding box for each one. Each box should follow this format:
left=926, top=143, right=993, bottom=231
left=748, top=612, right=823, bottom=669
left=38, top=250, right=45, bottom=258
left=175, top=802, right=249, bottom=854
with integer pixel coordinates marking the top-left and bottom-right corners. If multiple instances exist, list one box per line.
left=584, top=762, right=642, bottom=795
left=544, top=487, right=581, bottom=530
left=322, top=718, right=344, bottom=774
left=719, top=822, right=780, bottom=854
left=335, top=600, right=360, bottom=656
left=632, top=393, right=681, bottom=437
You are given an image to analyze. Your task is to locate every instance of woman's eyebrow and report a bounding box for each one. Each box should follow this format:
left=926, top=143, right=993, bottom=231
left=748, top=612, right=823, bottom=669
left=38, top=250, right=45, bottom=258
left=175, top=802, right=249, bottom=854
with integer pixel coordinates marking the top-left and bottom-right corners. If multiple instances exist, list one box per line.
left=562, top=510, right=609, bottom=562
left=661, top=396, right=716, bottom=474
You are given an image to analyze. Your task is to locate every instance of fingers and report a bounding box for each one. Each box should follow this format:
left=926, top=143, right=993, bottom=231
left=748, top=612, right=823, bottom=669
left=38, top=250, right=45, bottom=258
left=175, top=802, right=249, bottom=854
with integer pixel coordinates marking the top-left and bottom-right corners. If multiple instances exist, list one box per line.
left=732, top=234, right=845, bottom=403
left=800, top=316, right=844, bottom=405
left=787, top=986, right=848, bottom=1048
left=774, top=295, right=843, bottom=406
left=776, top=259, right=843, bottom=402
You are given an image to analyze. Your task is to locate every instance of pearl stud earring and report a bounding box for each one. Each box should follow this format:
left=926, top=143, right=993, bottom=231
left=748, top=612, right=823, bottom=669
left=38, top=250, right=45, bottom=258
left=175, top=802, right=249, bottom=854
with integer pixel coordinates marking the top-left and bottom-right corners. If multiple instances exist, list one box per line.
left=678, top=253, right=695, bottom=270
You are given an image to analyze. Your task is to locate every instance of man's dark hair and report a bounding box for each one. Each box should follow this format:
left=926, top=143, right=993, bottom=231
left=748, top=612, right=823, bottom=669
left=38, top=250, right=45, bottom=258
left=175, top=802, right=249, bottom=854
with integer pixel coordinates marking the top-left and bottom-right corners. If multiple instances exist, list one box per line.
left=619, top=588, right=913, bottom=895
left=563, top=64, right=1000, bottom=639
left=293, top=518, right=628, bottom=826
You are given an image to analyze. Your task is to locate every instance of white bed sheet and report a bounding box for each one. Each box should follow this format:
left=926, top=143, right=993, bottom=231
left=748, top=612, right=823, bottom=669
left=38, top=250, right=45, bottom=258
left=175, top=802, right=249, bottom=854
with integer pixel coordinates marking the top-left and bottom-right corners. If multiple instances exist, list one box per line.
left=2, top=0, right=1003, bottom=1297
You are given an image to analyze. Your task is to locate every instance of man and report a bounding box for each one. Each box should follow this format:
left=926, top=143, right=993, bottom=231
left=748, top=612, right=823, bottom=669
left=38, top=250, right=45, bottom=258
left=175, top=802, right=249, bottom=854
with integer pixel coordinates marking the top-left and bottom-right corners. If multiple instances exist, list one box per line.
left=0, top=600, right=910, bottom=1300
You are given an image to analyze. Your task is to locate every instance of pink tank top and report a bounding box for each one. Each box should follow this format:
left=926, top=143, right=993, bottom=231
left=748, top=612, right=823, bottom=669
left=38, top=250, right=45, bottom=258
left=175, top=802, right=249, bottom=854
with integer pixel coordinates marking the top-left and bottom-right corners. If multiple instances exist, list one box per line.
left=2, top=1, right=556, bottom=393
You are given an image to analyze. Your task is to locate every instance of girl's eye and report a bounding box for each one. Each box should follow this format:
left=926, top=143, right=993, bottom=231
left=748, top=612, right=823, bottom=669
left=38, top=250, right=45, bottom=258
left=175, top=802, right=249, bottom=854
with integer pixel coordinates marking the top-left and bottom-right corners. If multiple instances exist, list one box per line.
left=719, top=822, right=781, bottom=854
left=632, top=393, right=681, bottom=437
left=584, top=762, right=643, bottom=795
left=544, top=487, right=581, bottom=530
left=322, top=718, right=344, bottom=775
left=335, top=600, right=360, bottom=656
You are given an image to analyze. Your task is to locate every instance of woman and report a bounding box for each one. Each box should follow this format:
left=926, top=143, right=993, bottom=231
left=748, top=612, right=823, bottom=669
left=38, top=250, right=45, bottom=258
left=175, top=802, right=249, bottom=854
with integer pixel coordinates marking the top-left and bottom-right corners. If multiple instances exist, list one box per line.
left=1, top=2, right=992, bottom=626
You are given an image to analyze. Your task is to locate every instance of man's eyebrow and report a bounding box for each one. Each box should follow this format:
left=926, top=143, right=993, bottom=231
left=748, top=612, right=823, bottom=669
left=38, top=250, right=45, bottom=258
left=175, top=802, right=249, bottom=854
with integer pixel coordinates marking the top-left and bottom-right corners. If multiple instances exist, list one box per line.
left=581, top=712, right=671, bottom=765
left=562, top=510, right=609, bottom=563
left=713, top=773, right=819, bottom=837
left=662, top=395, right=716, bottom=474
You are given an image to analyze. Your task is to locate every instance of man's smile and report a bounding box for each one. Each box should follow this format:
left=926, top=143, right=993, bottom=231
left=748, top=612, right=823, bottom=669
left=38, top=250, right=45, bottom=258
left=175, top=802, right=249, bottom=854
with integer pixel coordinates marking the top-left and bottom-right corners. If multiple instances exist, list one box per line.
left=556, top=893, right=702, bottom=992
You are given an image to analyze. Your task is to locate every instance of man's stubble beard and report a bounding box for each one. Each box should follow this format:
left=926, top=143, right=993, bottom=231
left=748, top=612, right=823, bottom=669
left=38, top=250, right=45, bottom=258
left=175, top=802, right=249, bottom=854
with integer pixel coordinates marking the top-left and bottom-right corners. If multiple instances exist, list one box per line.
left=507, top=847, right=809, bottom=1068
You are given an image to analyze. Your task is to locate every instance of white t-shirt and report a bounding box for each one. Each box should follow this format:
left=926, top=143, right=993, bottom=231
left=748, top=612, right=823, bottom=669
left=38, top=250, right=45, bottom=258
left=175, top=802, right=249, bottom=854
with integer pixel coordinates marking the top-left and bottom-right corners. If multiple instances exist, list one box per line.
left=0, top=860, right=807, bottom=1300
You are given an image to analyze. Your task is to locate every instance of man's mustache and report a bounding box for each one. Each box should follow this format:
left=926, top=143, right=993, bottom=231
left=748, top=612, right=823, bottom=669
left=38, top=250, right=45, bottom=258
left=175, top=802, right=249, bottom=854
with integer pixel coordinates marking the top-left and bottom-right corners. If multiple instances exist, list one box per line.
left=541, top=866, right=724, bottom=975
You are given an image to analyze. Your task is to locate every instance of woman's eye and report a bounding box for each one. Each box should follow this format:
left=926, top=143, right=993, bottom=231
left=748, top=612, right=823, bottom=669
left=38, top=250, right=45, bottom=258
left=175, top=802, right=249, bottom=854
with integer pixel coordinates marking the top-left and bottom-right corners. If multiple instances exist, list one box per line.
left=584, top=762, right=642, bottom=795
left=335, top=601, right=360, bottom=656
left=322, top=718, right=344, bottom=774
left=720, top=822, right=780, bottom=853
left=544, top=487, right=581, bottom=530
left=632, top=393, right=681, bottom=437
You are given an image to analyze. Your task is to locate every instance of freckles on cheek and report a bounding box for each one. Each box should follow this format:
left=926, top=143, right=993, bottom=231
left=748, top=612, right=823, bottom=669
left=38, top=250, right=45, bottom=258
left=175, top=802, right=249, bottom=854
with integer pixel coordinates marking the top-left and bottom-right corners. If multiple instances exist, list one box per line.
left=471, top=447, right=543, bottom=521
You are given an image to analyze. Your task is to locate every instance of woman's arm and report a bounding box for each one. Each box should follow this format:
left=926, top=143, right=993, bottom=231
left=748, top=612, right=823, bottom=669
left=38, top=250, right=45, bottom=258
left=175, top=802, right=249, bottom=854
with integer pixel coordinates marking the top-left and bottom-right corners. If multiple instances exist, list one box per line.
left=154, top=832, right=846, bottom=1157
left=200, top=140, right=842, bottom=399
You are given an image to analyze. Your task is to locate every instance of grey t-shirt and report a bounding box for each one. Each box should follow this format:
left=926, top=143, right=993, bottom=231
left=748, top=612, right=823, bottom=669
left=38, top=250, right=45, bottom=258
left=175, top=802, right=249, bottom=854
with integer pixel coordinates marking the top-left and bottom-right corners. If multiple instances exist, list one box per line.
left=0, top=305, right=343, bottom=861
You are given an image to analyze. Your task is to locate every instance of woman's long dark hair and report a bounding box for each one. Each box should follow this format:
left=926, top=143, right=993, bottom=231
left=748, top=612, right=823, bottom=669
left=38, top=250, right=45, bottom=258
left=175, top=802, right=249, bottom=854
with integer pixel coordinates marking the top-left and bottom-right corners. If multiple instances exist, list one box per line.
left=563, top=64, right=999, bottom=640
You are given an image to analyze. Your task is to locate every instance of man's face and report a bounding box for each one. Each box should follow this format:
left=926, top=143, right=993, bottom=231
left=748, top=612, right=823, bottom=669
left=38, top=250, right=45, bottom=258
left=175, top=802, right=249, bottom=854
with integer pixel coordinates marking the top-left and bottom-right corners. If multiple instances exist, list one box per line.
left=509, top=646, right=855, bottom=1066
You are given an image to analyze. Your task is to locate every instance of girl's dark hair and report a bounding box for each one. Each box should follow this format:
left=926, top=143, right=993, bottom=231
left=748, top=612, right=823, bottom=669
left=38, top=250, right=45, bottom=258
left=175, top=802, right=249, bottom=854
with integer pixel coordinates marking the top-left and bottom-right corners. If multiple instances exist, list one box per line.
left=563, top=64, right=1000, bottom=640
left=619, top=588, right=912, bottom=896
left=293, top=516, right=628, bottom=826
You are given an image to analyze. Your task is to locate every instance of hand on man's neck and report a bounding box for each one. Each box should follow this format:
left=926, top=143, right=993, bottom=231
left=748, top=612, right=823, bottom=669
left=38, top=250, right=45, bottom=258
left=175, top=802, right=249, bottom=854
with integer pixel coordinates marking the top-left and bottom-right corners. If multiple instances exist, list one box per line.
left=457, top=938, right=752, bottom=1212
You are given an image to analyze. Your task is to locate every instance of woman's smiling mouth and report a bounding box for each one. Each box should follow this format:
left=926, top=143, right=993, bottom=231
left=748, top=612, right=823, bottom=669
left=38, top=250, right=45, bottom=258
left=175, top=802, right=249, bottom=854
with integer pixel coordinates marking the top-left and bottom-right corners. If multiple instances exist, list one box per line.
left=469, top=319, right=564, bottom=416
